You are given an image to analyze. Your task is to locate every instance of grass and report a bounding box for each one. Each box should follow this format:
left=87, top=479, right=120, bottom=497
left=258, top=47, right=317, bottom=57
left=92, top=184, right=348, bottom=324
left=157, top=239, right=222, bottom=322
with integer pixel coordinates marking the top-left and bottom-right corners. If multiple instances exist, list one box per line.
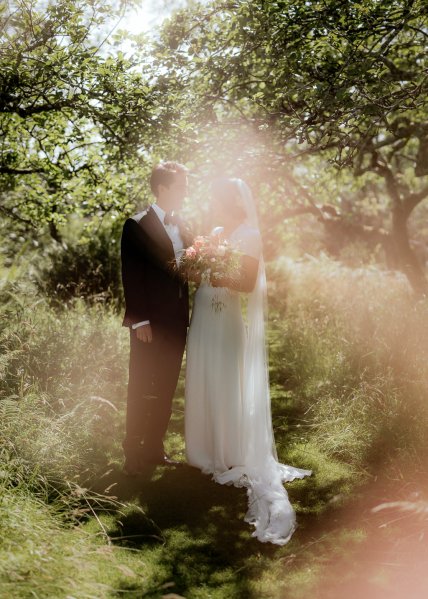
left=268, top=256, right=428, bottom=467
left=0, top=487, right=151, bottom=598
left=1, top=255, right=428, bottom=597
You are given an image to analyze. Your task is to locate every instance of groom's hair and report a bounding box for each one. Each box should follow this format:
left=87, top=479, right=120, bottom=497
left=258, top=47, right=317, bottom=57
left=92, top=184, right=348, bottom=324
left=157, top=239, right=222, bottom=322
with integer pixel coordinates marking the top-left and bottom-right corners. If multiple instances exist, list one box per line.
left=150, top=161, right=188, bottom=196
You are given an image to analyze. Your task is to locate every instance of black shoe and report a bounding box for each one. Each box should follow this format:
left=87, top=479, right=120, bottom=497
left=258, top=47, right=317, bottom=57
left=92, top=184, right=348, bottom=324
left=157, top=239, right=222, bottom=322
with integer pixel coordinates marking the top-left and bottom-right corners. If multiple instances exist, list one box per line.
left=123, top=456, right=144, bottom=476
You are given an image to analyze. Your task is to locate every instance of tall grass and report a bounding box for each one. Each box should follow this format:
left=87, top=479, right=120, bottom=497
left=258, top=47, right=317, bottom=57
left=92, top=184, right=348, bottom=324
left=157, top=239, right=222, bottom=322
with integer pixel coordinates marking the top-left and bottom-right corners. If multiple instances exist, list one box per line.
left=0, top=481, right=151, bottom=598
left=2, top=256, right=428, bottom=503
left=0, top=280, right=129, bottom=503
left=269, top=255, right=428, bottom=470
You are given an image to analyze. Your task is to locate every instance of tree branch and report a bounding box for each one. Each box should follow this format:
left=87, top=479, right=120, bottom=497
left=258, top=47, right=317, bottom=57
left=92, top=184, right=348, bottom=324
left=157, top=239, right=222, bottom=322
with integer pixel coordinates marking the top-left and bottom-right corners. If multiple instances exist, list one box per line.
left=0, top=98, right=77, bottom=117
left=403, top=185, right=428, bottom=218
left=0, top=204, right=34, bottom=226
left=0, top=165, right=44, bottom=174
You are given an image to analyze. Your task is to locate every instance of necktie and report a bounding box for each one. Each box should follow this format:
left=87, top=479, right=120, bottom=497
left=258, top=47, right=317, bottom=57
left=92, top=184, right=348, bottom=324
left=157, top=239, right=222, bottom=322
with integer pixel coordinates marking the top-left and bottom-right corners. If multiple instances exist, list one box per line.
left=164, top=211, right=179, bottom=226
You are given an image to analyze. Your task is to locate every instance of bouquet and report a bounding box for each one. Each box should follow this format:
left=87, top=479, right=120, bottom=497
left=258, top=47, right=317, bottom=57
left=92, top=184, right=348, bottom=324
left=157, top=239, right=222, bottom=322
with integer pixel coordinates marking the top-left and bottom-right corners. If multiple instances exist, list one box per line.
left=179, top=235, right=242, bottom=311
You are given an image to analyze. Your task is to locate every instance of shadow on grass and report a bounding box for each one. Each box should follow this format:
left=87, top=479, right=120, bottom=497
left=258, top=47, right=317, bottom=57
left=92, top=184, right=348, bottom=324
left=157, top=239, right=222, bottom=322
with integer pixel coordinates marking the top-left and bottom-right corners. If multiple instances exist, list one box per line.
left=84, top=382, right=361, bottom=598
left=87, top=373, right=428, bottom=598
left=103, top=464, right=258, bottom=597
left=88, top=437, right=428, bottom=599
left=90, top=451, right=349, bottom=598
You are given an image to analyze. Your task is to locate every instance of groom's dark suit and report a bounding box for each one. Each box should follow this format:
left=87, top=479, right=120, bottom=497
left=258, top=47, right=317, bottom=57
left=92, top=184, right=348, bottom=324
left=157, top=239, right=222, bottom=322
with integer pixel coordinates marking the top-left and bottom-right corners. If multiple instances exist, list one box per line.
left=121, top=205, right=191, bottom=464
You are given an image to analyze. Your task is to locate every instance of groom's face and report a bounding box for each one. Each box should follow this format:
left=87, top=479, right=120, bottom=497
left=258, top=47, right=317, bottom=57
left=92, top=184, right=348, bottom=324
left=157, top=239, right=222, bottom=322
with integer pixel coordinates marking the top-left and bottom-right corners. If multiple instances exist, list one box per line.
left=158, top=172, right=188, bottom=210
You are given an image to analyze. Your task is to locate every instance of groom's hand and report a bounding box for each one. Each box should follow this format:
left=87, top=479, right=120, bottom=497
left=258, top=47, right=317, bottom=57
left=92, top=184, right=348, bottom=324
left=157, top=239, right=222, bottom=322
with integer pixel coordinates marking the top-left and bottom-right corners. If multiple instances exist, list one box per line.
left=189, top=270, right=202, bottom=285
left=136, top=324, right=153, bottom=343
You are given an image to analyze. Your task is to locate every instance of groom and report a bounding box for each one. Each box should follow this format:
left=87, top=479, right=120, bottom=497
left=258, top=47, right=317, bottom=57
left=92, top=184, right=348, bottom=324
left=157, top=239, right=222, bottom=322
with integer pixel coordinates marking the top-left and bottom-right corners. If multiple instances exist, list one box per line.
left=121, top=161, right=192, bottom=474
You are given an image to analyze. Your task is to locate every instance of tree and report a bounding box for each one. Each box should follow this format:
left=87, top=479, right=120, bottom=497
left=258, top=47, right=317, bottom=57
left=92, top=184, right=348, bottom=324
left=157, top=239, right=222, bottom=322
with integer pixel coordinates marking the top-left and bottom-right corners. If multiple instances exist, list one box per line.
left=0, top=0, right=160, bottom=240
left=156, top=0, right=428, bottom=293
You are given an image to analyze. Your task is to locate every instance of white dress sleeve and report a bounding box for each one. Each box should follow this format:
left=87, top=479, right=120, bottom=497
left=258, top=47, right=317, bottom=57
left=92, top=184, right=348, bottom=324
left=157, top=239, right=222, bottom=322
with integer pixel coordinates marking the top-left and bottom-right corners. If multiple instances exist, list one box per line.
left=234, top=227, right=262, bottom=260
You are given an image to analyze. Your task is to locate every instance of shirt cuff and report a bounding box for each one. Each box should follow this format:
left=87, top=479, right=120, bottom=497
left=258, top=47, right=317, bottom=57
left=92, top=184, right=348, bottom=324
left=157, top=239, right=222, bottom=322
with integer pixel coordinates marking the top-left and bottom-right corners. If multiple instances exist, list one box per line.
left=132, top=320, right=150, bottom=329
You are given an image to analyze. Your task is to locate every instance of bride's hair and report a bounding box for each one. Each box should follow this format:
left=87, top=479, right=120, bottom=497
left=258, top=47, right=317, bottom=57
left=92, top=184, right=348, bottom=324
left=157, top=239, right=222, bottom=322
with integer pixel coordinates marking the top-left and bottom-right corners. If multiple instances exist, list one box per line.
left=211, top=177, right=247, bottom=222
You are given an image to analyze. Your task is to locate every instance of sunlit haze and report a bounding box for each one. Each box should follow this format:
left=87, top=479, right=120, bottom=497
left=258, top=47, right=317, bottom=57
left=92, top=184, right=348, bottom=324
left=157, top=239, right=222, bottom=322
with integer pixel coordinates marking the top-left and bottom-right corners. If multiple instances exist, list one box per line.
left=121, top=0, right=188, bottom=35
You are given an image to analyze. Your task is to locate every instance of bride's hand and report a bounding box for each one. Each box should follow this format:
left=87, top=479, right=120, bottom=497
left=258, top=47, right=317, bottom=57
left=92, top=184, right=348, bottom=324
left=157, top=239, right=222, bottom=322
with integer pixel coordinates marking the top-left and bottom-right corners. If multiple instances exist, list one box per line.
left=211, top=275, right=229, bottom=288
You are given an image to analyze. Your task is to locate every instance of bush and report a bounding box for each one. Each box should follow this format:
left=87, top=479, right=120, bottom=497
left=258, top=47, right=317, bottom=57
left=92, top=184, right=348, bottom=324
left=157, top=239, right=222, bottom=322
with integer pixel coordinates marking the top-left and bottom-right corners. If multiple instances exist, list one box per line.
left=37, top=220, right=124, bottom=307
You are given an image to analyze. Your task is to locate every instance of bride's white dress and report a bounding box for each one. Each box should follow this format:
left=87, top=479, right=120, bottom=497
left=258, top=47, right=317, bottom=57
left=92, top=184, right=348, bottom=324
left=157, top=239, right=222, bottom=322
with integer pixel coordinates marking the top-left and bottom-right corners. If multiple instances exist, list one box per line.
left=185, top=221, right=311, bottom=545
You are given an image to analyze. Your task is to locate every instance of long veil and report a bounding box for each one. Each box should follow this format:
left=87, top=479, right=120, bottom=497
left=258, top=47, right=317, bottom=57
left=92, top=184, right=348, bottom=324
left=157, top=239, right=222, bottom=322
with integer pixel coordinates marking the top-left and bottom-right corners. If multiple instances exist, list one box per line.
left=214, top=179, right=312, bottom=545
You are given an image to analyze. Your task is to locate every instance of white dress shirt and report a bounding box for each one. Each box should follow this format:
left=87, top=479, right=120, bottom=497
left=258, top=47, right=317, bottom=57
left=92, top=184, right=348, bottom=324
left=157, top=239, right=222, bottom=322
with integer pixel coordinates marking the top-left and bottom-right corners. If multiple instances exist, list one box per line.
left=132, top=203, right=184, bottom=330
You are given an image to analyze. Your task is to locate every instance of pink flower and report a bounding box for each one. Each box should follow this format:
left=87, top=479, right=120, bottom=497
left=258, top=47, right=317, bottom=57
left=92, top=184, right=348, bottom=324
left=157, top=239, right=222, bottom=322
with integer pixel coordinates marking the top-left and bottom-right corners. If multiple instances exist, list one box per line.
left=194, top=236, right=205, bottom=249
left=186, top=247, right=197, bottom=259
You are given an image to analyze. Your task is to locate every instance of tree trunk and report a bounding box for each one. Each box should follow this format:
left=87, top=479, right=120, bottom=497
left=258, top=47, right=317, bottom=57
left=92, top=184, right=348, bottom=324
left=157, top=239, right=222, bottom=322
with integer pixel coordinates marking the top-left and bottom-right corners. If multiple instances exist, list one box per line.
left=49, top=220, right=62, bottom=243
left=392, top=206, right=428, bottom=296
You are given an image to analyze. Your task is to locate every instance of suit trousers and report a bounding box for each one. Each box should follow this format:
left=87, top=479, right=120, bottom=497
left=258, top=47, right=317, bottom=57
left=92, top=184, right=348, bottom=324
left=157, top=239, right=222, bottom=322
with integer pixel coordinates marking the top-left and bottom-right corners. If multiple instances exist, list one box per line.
left=123, top=322, right=187, bottom=462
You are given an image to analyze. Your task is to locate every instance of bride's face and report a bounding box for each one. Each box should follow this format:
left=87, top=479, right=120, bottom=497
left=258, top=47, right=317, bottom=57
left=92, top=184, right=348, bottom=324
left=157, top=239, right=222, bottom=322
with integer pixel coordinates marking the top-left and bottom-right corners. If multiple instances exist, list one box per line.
left=211, top=192, right=242, bottom=227
left=210, top=196, right=225, bottom=225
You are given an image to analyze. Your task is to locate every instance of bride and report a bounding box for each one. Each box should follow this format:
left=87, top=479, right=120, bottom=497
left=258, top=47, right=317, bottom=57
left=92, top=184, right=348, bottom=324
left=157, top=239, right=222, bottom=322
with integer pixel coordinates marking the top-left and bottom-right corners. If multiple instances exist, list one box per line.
left=185, top=177, right=311, bottom=545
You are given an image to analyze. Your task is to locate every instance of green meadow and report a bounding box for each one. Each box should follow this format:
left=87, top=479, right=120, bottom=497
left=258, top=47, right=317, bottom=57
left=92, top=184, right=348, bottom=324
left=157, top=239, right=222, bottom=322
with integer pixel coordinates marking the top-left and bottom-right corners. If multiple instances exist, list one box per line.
left=1, top=256, right=427, bottom=599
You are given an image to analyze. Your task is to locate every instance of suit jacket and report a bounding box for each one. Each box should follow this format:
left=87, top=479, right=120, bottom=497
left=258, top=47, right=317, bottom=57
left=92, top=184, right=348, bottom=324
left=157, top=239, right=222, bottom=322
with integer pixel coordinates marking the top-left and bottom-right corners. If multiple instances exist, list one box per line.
left=121, top=206, right=192, bottom=329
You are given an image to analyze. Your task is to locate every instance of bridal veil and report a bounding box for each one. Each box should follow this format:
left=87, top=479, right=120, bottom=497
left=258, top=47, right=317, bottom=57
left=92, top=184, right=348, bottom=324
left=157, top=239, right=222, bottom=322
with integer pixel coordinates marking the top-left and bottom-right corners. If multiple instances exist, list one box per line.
left=214, top=179, right=312, bottom=545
